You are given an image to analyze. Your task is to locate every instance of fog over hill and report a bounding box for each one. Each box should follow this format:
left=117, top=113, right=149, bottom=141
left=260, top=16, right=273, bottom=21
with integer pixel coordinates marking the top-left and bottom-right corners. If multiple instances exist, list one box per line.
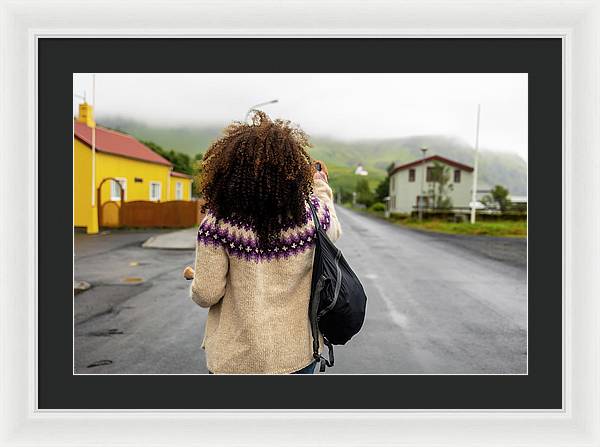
left=99, top=116, right=527, bottom=196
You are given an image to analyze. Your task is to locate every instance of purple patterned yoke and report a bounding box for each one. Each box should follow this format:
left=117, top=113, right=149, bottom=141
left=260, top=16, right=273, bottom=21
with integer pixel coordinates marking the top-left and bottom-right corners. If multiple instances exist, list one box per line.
left=197, top=196, right=331, bottom=262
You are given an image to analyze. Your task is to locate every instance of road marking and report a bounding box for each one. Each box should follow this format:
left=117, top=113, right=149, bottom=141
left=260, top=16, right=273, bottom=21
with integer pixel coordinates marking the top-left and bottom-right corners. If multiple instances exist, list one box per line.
left=364, top=272, right=409, bottom=329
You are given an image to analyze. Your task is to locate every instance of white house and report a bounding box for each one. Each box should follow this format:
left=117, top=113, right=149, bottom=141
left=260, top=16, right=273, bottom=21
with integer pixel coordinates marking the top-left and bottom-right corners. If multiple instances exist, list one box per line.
left=355, top=164, right=369, bottom=176
left=388, top=155, right=474, bottom=213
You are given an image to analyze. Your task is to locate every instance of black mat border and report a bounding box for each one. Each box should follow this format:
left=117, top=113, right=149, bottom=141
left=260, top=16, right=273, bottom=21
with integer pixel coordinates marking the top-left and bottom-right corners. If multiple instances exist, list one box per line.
left=39, top=38, right=562, bottom=410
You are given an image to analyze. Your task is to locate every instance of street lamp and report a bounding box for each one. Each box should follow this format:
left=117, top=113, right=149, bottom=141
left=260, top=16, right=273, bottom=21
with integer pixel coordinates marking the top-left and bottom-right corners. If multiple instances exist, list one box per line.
left=245, top=99, right=279, bottom=122
left=418, top=146, right=428, bottom=221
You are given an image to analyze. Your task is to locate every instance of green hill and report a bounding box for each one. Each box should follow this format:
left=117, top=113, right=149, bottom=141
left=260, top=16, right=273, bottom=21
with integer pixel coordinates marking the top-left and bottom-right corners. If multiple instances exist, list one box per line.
left=98, top=117, right=527, bottom=196
left=100, top=116, right=219, bottom=159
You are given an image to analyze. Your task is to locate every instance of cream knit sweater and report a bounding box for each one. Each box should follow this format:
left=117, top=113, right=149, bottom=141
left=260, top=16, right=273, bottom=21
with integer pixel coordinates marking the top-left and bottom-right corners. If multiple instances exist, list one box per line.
left=190, top=179, right=342, bottom=374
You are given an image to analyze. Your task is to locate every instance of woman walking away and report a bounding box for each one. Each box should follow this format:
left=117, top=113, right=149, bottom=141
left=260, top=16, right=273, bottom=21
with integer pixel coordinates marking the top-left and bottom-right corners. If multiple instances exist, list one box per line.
left=185, top=111, right=341, bottom=374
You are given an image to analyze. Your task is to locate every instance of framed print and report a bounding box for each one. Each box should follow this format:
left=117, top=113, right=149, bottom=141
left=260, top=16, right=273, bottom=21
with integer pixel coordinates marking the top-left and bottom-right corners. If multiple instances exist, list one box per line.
left=1, top=1, right=599, bottom=446
left=48, top=38, right=555, bottom=410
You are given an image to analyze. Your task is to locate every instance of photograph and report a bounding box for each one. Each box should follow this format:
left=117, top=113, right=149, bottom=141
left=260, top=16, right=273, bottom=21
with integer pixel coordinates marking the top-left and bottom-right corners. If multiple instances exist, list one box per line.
left=73, top=72, right=528, bottom=375
left=7, top=0, right=600, bottom=440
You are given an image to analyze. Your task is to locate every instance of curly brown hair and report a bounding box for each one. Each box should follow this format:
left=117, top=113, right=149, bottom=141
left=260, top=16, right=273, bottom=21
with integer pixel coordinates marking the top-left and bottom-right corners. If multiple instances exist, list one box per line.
left=197, top=111, right=314, bottom=247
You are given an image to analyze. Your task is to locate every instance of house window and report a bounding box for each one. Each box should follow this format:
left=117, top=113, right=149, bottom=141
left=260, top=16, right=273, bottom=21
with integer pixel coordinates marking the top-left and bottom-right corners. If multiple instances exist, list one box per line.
left=426, top=166, right=444, bottom=182
left=426, top=167, right=434, bottom=182
left=175, top=182, right=183, bottom=200
left=110, top=178, right=127, bottom=201
left=408, top=169, right=415, bottom=182
left=390, top=176, right=395, bottom=191
left=454, top=169, right=461, bottom=183
left=149, top=181, right=162, bottom=201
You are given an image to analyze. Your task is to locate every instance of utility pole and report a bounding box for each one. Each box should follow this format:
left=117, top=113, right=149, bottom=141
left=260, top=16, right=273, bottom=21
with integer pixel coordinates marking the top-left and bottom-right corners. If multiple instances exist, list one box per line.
left=86, top=74, right=100, bottom=234
left=418, top=146, right=428, bottom=221
left=91, top=74, right=96, bottom=207
left=470, top=104, right=481, bottom=224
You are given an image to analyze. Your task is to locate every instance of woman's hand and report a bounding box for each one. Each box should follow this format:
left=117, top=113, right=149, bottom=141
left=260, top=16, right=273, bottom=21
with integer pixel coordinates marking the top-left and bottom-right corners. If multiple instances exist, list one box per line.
left=183, top=266, right=195, bottom=280
left=312, top=160, right=329, bottom=183
left=314, top=171, right=328, bottom=182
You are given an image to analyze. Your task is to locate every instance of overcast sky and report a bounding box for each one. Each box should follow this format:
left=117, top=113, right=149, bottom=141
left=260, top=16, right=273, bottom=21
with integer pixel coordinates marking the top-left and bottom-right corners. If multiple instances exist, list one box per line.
left=73, top=73, right=528, bottom=161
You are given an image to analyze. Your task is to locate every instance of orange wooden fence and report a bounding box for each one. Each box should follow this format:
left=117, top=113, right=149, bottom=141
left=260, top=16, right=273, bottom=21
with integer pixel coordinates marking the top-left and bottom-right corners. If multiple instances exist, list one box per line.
left=100, top=199, right=205, bottom=228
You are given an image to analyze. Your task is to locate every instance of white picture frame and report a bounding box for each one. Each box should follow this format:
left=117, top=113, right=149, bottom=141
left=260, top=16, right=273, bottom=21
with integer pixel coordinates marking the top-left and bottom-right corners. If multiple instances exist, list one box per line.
left=1, top=1, right=599, bottom=446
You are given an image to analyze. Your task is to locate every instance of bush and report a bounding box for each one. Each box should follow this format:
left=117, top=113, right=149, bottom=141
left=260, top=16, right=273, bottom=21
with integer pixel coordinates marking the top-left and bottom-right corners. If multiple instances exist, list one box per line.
left=355, top=178, right=376, bottom=207
left=410, top=210, right=456, bottom=220
left=476, top=211, right=527, bottom=222
left=389, top=212, right=410, bottom=221
left=369, top=202, right=386, bottom=212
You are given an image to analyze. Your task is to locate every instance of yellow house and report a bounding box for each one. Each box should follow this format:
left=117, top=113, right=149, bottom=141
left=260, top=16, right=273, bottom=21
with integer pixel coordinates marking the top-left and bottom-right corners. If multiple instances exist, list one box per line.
left=74, top=102, right=194, bottom=233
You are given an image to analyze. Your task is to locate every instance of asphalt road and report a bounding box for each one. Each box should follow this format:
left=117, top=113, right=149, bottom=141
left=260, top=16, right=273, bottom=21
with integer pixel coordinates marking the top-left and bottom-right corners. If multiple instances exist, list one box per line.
left=74, top=207, right=527, bottom=375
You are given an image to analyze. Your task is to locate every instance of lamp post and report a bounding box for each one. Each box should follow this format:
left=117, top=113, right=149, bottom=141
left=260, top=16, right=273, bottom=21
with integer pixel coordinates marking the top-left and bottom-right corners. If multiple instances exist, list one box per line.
left=245, top=99, right=279, bottom=122
left=418, top=146, right=428, bottom=221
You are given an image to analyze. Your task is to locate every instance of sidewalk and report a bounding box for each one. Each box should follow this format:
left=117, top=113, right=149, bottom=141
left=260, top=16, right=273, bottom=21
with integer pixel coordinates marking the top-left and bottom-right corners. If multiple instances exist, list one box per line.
left=142, top=227, right=197, bottom=250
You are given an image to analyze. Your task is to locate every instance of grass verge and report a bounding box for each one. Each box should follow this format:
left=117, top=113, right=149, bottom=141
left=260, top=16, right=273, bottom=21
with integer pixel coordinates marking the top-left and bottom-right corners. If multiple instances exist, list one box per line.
left=344, top=205, right=527, bottom=238
left=399, top=218, right=527, bottom=238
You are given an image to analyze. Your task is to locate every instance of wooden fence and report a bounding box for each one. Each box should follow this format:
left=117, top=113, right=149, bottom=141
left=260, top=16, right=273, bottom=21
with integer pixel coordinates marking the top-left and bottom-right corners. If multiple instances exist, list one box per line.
left=100, top=199, right=205, bottom=228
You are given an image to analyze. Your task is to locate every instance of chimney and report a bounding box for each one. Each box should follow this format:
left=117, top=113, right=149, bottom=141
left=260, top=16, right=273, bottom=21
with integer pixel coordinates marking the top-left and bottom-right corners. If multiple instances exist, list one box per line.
left=77, top=101, right=95, bottom=128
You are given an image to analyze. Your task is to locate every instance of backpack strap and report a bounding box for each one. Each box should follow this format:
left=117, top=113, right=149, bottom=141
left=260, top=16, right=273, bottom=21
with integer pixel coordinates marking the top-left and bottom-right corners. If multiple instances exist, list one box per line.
left=318, top=339, right=334, bottom=372
left=308, top=199, right=335, bottom=372
left=308, top=198, right=321, bottom=231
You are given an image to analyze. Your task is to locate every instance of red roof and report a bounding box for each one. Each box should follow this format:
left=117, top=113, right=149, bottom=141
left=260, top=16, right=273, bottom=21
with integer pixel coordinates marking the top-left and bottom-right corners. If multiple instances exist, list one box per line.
left=171, top=171, right=193, bottom=179
left=389, top=155, right=473, bottom=176
left=74, top=121, right=172, bottom=167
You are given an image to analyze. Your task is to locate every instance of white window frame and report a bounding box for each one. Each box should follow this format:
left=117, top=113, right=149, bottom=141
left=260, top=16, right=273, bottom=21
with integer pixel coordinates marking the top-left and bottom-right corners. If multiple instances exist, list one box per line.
left=149, top=181, right=162, bottom=202
left=175, top=181, right=183, bottom=200
left=110, top=177, right=127, bottom=201
left=409, top=169, right=416, bottom=182
left=454, top=169, right=461, bottom=183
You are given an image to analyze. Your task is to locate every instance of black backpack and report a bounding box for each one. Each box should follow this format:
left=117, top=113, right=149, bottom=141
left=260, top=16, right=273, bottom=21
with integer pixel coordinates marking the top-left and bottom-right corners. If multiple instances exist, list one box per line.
left=308, top=200, right=367, bottom=372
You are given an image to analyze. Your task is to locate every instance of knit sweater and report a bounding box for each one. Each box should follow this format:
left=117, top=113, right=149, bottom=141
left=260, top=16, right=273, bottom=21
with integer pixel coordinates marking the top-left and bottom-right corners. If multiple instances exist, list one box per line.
left=190, top=179, right=342, bottom=374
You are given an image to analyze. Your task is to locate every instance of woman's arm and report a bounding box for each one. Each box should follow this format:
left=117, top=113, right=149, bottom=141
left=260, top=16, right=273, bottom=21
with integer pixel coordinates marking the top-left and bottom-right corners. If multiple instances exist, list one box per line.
left=313, top=176, right=342, bottom=242
left=189, top=220, right=229, bottom=308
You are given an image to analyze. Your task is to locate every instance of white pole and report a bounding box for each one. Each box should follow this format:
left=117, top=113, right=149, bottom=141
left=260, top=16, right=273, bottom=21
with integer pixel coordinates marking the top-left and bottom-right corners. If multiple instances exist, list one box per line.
left=470, top=104, right=481, bottom=224
left=418, top=147, right=428, bottom=221
left=91, top=74, right=96, bottom=207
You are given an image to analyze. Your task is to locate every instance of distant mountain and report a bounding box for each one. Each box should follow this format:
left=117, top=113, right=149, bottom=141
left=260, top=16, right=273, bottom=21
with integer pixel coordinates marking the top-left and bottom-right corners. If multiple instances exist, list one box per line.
left=98, top=117, right=527, bottom=196
left=309, top=135, right=528, bottom=196
left=99, top=116, right=220, bottom=159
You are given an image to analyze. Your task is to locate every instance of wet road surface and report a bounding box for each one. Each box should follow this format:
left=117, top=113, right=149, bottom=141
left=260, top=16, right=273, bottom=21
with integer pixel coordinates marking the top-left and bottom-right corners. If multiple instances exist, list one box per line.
left=74, top=207, right=526, bottom=374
